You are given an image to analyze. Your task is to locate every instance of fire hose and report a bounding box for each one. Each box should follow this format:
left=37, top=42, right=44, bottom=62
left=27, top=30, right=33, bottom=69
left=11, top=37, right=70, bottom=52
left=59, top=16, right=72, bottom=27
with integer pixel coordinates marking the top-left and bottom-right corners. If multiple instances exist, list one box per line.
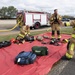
left=0, top=21, right=20, bottom=32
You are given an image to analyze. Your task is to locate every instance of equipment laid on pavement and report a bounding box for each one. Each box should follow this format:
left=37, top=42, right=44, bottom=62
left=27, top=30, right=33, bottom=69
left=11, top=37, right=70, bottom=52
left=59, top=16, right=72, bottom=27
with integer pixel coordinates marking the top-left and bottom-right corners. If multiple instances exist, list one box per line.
left=61, top=39, right=69, bottom=43
left=15, top=39, right=25, bottom=44
left=0, top=32, right=71, bottom=75
left=14, top=51, right=37, bottom=65
left=24, top=35, right=35, bottom=42
left=32, top=46, right=48, bottom=56
left=41, top=41, right=49, bottom=44
left=0, top=41, right=11, bottom=48
left=10, top=38, right=16, bottom=43
left=10, top=38, right=25, bottom=44
left=50, top=38, right=60, bottom=46
left=36, top=36, right=44, bottom=41
left=43, top=35, right=50, bottom=39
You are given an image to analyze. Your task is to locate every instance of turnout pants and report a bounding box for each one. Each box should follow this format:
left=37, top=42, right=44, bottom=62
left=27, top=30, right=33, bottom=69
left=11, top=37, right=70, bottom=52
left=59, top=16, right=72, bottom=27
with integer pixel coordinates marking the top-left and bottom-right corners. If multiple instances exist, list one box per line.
left=51, top=23, right=61, bottom=39
left=66, top=38, right=75, bottom=59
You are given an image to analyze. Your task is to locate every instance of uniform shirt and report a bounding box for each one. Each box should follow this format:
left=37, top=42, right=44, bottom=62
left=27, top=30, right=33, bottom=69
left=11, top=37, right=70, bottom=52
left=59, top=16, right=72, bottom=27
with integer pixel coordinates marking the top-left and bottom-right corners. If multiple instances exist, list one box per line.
left=20, top=25, right=30, bottom=35
left=50, top=14, right=62, bottom=24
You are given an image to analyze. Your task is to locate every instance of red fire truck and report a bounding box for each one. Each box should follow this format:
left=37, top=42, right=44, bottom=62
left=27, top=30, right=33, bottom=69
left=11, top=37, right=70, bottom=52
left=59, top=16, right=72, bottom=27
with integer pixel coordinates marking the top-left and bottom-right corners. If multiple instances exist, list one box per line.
left=17, top=10, right=51, bottom=29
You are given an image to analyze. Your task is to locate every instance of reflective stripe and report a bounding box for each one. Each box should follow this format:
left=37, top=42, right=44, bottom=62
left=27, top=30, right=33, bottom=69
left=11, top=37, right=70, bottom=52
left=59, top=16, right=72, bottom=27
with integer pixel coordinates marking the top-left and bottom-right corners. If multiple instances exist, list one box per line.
left=50, top=18, right=53, bottom=21
left=66, top=22, right=70, bottom=26
left=25, top=33, right=27, bottom=35
left=59, top=18, right=62, bottom=20
left=65, top=39, right=68, bottom=43
left=70, top=43, right=75, bottom=51
left=58, top=35, right=61, bottom=38
left=25, top=32, right=30, bottom=35
left=71, top=34, right=75, bottom=38
left=28, top=32, right=30, bottom=34
left=19, top=34, right=25, bottom=38
left=52, top=36, right=55, bottom=38
left=66, top=52, right=73, bottom=59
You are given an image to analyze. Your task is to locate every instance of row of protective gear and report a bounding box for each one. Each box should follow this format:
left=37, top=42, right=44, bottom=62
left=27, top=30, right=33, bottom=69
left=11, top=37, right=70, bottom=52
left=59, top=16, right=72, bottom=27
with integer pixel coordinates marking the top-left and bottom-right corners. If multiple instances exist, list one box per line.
left=10, top=35, right=35, bottom=44
left=0, top=35, right=35, bottom=49
left=15, top=35, right=50, bottom=44
left=0, top=34, right=68, bottom=49
left=36, top=35, right=63, bottom=46
left=36, top=35, right=50, bottom=41
left=14, top=46, right=48, bottom=65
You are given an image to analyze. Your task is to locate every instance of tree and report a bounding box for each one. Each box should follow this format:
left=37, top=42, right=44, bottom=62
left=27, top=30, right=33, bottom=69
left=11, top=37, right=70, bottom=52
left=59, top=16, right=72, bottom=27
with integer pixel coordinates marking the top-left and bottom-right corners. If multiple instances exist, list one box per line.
left=62, top=15, right=74, bottom=19
left=0, top=6, right=18, bottom=19
left=7, top=6, right=18, bottom=18
left=0, top=7, right=8, bottom=18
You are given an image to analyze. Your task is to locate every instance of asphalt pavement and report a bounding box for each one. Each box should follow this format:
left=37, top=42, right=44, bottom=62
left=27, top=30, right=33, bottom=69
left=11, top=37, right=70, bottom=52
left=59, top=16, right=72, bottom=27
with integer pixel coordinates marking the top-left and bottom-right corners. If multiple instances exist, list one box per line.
left=60, top=55, right=75, bottom=75
left=48, top=54, right=75, bottom=75
left=0, top=27, right=50, bottom=36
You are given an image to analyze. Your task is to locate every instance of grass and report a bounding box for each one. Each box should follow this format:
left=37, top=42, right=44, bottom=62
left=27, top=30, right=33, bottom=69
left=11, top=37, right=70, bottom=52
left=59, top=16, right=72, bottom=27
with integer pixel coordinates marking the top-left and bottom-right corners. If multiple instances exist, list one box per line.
left=0, top=27, right=73, bottom=41
left=60, top=27, right=73, bottom=34
left=0, top=30, right=47, bottom=41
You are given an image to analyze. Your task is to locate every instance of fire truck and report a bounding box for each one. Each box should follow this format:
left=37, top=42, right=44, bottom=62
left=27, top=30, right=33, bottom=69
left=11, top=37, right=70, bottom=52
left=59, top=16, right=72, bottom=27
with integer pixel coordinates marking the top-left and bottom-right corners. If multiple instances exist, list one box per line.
left=17, top=10, right=51, bottom=29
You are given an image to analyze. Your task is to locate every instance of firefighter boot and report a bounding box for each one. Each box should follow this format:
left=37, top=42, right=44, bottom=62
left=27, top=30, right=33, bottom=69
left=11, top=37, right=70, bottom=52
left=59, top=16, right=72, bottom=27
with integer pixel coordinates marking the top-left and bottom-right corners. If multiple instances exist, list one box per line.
left=51, top=30, right=55, bottom=40
left=57, top=30, right=61, bottom=41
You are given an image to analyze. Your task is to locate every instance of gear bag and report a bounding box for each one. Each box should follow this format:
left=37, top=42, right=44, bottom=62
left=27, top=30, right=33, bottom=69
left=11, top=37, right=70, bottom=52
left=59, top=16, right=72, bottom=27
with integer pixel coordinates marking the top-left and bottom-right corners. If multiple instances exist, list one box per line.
left=32, top=46, right=48, bottom=56
left=24, top=36, right=35, bottom=41
left=14, top=51, right=37, bottom=65
left=0, top=41, right=11, bottom=48
left=36, top=36, right=43, bottom=41
left=50, top=38, right=60, bottom=46
left=43, top=35, right=50, bottom=39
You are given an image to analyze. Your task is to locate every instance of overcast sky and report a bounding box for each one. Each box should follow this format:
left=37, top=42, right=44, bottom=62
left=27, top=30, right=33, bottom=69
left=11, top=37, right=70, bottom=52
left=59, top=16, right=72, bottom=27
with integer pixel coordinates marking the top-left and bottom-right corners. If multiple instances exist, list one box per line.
left=0, top=0, right=75, bottom=16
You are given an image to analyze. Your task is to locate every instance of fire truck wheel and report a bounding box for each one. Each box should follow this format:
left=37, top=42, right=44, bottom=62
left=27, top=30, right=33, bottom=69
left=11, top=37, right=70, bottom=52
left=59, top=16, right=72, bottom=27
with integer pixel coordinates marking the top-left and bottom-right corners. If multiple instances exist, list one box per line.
left=34, top=22, right=41, bottom=29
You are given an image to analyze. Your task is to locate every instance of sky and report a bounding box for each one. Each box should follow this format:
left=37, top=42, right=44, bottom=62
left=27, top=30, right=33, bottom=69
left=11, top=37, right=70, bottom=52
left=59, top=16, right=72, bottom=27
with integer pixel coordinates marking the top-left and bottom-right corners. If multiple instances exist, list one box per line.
left=0, top=0, right=75, bottom=16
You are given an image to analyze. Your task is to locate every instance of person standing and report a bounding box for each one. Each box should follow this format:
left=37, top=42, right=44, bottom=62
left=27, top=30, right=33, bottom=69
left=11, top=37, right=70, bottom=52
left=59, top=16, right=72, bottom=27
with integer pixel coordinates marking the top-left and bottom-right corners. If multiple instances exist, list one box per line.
left=50, top=9, right=62, bottom=41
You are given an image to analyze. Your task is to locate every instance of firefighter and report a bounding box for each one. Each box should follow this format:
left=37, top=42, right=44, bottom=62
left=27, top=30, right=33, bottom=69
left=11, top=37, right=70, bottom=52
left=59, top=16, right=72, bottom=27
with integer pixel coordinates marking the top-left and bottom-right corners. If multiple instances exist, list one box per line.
left=65, top=20, right=75, bottom=59
left=50, top=9, right=62, bottom=41
left=19, top=24, right=30, bottom=37
left=16, top=23, right=30, bottom=44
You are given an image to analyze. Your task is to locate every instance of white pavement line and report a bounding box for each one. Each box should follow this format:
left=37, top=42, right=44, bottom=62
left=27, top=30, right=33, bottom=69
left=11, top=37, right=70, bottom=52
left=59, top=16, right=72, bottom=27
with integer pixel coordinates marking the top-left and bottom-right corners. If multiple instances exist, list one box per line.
left=48, top=60, right=69, bottom=75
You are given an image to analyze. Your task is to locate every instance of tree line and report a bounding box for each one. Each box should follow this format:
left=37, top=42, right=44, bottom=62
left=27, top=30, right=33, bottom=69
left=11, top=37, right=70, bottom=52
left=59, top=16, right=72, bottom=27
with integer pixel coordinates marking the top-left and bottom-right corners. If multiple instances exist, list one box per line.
left=0, top=6, right=18, bottom=19
left=0, top=6, right=75, bottom=20
left=62, top=15, right=75, bottom=20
